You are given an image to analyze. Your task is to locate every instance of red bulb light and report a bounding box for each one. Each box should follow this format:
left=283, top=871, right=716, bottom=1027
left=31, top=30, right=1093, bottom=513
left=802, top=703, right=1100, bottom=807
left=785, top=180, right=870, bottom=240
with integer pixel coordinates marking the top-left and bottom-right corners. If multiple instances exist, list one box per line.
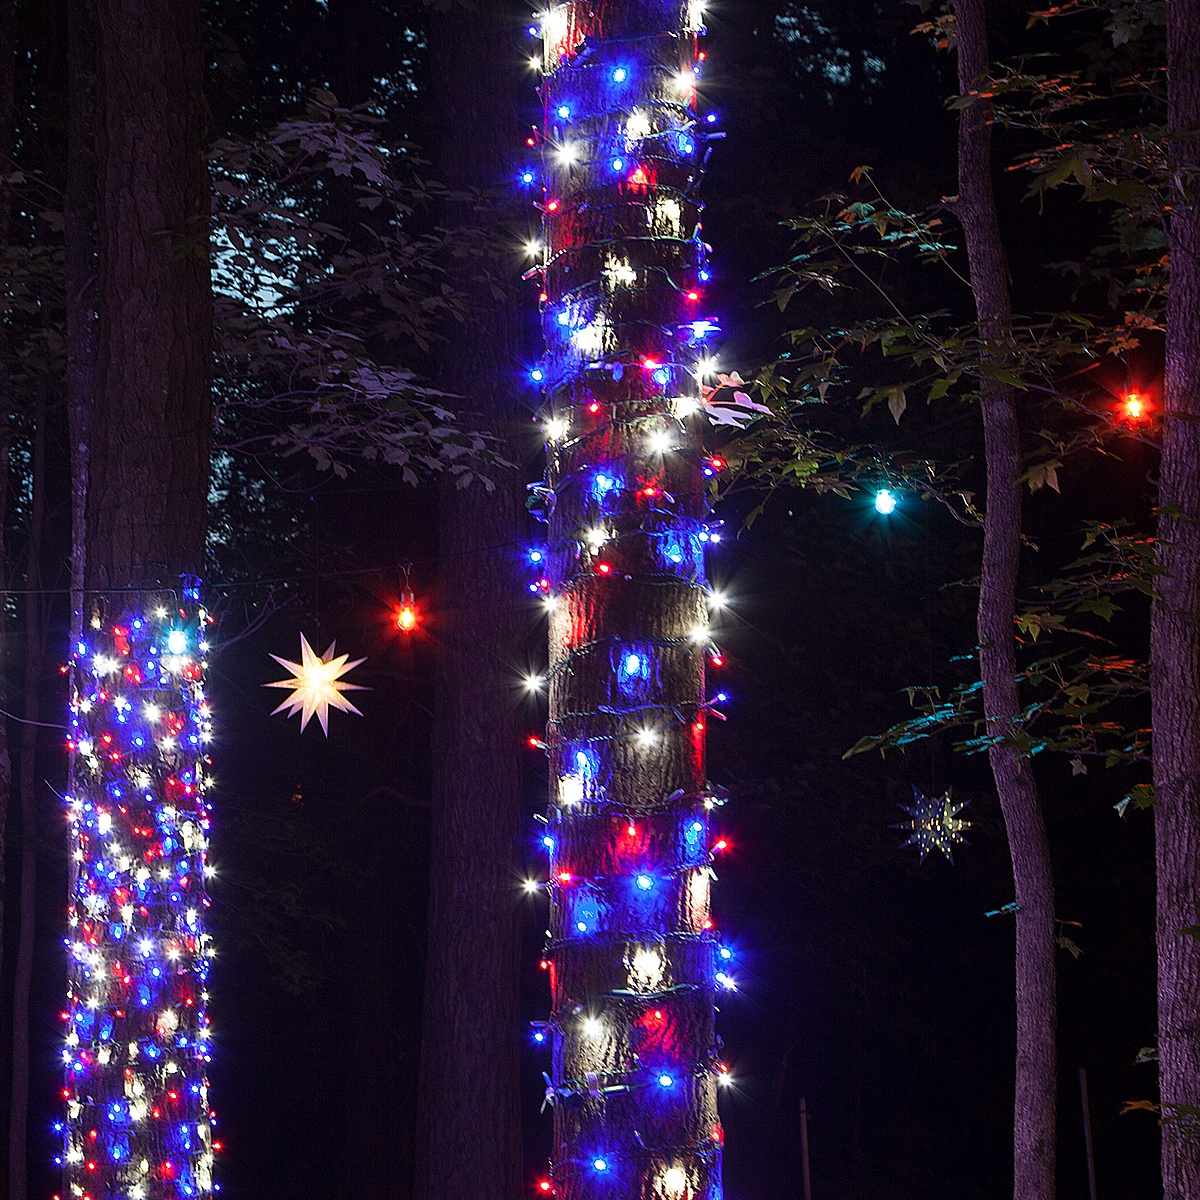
left=538, top=1182, right=554, bottom=1194
left=597, top=562, right=612, bottom=575
left=1122, top=392, right=1146, bottom=422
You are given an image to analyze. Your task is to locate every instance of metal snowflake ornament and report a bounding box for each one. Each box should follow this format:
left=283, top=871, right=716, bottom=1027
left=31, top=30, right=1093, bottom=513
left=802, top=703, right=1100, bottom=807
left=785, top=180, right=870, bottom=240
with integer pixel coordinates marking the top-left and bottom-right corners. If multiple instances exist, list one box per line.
left=894, top=786, right=970, bottom=863
left=264, top=634, right=368, bottom=735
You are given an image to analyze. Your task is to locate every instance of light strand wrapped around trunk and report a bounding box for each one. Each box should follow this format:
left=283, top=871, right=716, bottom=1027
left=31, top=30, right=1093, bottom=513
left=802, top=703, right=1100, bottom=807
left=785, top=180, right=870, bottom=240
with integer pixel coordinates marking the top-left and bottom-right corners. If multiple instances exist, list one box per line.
left=530, top=4, right=728, bottom=1196
left=62, top=584, right=216, bottom=1200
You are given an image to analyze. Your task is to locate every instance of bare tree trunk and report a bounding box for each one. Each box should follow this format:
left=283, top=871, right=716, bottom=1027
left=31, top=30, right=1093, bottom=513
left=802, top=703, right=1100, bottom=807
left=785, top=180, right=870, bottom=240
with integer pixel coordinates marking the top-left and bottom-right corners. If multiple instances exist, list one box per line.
left=537, top=4, right=723, bottom=1197
left=1151, top=2, right=1200, bottom=1194
left=86, top=0, right=212, bottom=589
left=8, top=386, right=46, bottom=1200
left=66, top=0, right=97, bottom=641
left=0, top=0, right=19, bottom=1007
left=411, top=7, right=526, bottom=1200
left=954, top=2, right=1057, bottom=1197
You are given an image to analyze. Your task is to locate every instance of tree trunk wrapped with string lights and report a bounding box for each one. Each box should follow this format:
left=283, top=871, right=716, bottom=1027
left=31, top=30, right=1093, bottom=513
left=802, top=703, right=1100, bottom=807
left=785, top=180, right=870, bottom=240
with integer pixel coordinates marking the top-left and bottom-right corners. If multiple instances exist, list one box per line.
left=59, top=3, right=216, bottom=1198
left=533, top=3, right=728, bottom=1197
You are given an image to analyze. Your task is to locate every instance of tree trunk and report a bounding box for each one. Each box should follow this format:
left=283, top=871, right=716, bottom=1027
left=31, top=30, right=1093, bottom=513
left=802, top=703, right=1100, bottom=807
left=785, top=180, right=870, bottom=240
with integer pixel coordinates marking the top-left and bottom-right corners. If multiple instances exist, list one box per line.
left=1151, top=2, right=1200, bottom=1194
left=0, top=0, right=17, bottom=1030
left=63, top=4, right=215, bottom=1198
left=537, top=4, right=723, bottom=1197
left=85, top=0, right=212, bottom=590
left=411, top=7, right=526, bottom=1200
left=8, top=387, right=46, bottom=1200
left=953, top=2, right=1058, bottom=1197
left=66, top=0, right=97, bottom=642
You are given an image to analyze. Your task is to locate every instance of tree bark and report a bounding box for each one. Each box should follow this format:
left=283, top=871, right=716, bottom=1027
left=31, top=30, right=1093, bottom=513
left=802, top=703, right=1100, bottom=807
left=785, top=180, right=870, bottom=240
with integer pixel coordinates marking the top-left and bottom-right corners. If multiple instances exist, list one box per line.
left=8, top=387, right=46, bottom=1200
left=1151, top=2, right=1200, bottom=1194
left=953, top=2, right=1058, bottom=1197
left=66, top=0, right=97, bottom=640
left=0, top=0, right=18, bottom=1028
left=412, top=6, right=526, bottom=1200
left=537, top=4, right=723, bottom=1197
left=86, top=0, right=212, bottom=592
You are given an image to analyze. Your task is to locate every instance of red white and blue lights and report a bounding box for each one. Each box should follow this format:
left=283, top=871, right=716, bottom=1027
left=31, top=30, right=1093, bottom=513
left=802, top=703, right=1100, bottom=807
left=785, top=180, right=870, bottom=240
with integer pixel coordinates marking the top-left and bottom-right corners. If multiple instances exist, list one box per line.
left=524, top=3, right=730, bottom=1196
left=61, top=586, right=217, bottom=1200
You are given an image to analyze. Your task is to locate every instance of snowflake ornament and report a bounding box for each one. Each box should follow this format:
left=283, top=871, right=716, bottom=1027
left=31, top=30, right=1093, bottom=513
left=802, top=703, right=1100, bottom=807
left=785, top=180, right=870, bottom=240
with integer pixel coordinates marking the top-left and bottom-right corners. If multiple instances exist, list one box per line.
left=894, top=786, right=970, bottom=863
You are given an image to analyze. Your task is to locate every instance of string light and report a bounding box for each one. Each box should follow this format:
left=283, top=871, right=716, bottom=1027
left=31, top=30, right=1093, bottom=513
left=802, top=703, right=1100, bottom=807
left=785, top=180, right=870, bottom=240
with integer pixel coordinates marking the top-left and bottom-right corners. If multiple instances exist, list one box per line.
left=874, top=488, right=898, bottom=515
left=64, top=589, right=217, bottom=1199
left=1122, top=391, right=1147, bottom=422
left=528, top=7, right=728, bottom=1196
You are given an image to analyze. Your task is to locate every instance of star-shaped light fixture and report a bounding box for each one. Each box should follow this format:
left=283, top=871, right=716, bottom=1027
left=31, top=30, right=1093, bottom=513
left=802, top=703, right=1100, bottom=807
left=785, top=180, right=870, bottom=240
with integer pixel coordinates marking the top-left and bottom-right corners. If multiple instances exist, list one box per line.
left=264, top=634, right=368, bottom=735
left=893, top=786, right=970, bottom=863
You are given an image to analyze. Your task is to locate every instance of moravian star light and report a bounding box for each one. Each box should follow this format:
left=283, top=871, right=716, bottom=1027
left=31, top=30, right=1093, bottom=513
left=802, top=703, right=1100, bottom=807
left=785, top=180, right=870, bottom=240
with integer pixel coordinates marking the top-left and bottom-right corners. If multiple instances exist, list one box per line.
left=265, top=634, right=367, bottom=735
left=894, top=786, right=971, bottom=863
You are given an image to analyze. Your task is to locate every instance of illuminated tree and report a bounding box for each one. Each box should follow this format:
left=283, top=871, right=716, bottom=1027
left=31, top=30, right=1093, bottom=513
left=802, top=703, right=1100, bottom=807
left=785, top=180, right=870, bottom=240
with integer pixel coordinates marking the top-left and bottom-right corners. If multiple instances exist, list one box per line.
left=532, top=3, right=728, bottom=1196
left=61, top=2, right=217, bottom=1197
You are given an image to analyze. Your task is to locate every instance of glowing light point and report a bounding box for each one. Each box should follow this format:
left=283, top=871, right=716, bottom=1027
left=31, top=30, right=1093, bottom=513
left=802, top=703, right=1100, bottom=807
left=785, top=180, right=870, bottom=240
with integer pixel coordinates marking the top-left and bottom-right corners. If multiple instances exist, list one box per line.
left=593, top=1158, right=609, bottom=1172
left=636, top=873, right=653, bottom=890
left=612, top=66, right=628, bottom=82
left=874, top=488, right=898, bottom=515
left=264, top=634, right=368, bottom=735
left=658, top=1073, right=674, bottom=1087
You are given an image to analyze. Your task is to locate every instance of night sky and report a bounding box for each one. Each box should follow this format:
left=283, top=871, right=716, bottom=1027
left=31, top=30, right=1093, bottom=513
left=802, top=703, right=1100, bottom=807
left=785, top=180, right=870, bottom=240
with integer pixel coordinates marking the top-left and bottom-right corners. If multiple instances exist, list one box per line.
left=7, top=1, right=1165, bottom=1198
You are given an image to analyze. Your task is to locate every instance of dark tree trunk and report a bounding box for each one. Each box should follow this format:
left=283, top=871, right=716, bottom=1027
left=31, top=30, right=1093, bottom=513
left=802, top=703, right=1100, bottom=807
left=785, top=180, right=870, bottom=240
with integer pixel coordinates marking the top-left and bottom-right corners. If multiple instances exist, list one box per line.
left=86, top=0, right=212, bottom=592
left=66, top=0, right=97, bottom=638
left=537, top=4, right=723, bottom=1197
left=1152, top=2, right=1200, bottom=1194
left=954, top=2, right=1057, bottom=1197
left=8, top=388, right=46, bottom=1200
left=412, top=6, right=526, bottom=1200
left=0, top=0, right=18, bottom=1008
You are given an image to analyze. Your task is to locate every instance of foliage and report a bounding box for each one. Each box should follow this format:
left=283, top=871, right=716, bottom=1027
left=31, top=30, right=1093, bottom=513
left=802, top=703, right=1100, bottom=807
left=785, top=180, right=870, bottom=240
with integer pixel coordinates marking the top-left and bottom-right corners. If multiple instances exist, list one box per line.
left=211, top=92, right=504, bottom=486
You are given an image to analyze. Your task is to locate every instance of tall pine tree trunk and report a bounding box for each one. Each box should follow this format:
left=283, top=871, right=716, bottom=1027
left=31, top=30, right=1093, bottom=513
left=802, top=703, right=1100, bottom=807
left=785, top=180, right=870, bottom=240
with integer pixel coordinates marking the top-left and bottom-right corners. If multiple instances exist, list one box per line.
left=8, top=387, right=46, bottom=1200
left=1152, top=2, right=1200, bottom=1193
left=412, top=6, right=526, bottom=1199
left=0, top=0, right=18, bottom=1005
left=66, top=0, right=97, bottom=640
left=85, top=0, right=211, bottom=589
left=62, top=4, right=215, bottom=1198
left=537, top=4, right=723, bottom=1197
left=954, top=2, right=1057, bottom=1196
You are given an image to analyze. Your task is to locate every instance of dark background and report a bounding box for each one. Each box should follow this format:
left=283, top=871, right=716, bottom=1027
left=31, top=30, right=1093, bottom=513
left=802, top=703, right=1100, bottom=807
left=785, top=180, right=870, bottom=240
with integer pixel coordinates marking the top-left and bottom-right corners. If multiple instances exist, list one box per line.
left=5, top=1, right=1162, bottom=1197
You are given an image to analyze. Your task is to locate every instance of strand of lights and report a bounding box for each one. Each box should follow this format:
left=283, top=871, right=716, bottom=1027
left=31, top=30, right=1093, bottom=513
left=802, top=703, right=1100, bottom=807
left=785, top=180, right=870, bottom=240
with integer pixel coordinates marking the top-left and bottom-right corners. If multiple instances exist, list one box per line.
left=61, top=585, right=218, bottom=1200
left=526, top=3, right=727, bottom=1196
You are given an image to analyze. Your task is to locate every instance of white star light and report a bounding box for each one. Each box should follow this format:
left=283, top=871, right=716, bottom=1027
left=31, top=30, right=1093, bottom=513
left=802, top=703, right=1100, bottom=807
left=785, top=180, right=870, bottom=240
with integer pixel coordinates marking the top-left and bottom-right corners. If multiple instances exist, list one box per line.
left=264, top=634, right=368, bottom=735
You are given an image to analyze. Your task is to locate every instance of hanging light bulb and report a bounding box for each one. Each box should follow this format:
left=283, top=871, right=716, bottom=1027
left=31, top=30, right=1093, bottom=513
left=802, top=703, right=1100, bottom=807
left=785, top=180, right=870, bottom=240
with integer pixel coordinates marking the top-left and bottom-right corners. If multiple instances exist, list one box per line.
left=875, top=488, right=898, bottom=515
left=397, top=588, right=419, bottom=632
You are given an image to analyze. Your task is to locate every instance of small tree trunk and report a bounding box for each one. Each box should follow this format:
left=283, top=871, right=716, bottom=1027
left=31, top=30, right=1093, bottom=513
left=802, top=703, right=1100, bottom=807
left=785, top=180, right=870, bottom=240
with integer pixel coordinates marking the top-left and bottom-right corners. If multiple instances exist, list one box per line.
left=1151, top=2, right=1200, bottom=1194
left=954, top=2, right=1058, bottom=1197
left=412, top=7, right=526, bottom=1200
left=8, top=387, right=46, bottom=1200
